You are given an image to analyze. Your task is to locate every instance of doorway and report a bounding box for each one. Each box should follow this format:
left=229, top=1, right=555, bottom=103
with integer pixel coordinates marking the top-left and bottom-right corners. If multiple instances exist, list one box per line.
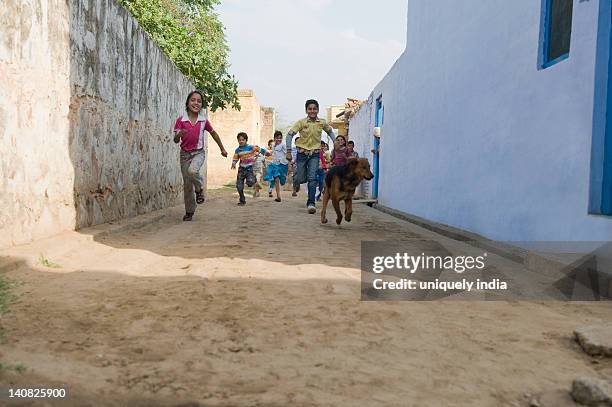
left=373, top=97, right=383, bottom=199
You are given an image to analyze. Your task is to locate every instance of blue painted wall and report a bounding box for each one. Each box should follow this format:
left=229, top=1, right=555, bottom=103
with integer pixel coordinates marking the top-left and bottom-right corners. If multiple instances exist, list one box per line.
left=350, top=0, right=612, bottom=241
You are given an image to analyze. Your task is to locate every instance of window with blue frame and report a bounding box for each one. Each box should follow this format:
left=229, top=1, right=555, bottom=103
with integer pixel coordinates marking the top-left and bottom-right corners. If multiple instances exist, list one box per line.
left=587, top=0, right=611, bottom=216
left=540, top=0, right=573, bottom=69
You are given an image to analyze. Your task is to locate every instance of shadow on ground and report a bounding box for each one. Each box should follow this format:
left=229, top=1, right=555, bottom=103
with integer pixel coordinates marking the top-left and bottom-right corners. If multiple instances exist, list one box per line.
left=1, top=251, right=611, bottom=406
left=80, top=189, right=433, bottom=270
left=0, top=256, right=367, bottom=406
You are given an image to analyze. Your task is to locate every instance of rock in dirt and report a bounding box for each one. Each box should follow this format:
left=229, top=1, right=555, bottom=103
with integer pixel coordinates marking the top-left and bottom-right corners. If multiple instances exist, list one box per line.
left=574, top=324, right=612, bottom=357
left=571, top=376, right=612, bottom=406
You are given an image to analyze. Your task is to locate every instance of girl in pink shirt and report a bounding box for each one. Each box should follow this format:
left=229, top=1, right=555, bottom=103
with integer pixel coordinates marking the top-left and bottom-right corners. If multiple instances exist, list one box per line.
left=173, top=90, right=228, bottom=221
left=331, top=135, right=349, bottom=167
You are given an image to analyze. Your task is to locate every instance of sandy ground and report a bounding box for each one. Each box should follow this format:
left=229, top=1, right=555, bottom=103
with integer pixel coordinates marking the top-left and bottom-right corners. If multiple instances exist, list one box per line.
left=0, top=189, right=610, bottom=406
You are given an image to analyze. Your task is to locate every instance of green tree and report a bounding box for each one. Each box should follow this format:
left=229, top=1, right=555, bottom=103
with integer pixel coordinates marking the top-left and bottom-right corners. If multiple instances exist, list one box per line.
left=119, top=0, right=239, bottom=111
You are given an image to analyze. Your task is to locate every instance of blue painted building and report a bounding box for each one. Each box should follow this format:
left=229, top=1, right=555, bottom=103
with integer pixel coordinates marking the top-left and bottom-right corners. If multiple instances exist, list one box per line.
left=350, top=0, right=612, bottom=241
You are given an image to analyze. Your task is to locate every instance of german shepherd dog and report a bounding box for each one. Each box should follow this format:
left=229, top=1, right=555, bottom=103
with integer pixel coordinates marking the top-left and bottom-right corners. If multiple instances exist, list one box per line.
left=321, top=157, right=374, bottom=225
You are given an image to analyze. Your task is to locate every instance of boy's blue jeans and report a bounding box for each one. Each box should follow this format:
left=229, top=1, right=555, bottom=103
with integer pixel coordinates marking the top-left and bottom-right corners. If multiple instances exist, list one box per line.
left=296, top=151, right=320, bottom=206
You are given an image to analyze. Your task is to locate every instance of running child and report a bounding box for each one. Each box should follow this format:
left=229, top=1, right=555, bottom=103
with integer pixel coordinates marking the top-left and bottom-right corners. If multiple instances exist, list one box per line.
left=252, top=150, right=266, bottom=198
left=265, top=139, right=274, bottom=197
left=285, top=100, right=336, bottom=213
left=347, top=140, right=359, bottom=158
left=291, top=136, right=300, bottom=197
left=331, top=135, right=349, bottom=167
left=316, top=141, right=331, bottom=201
left=231, top=132, right=270, bottom=205
left=264, top=130, right=289, bottom=202
left=173, top=90, right=228, bottom=221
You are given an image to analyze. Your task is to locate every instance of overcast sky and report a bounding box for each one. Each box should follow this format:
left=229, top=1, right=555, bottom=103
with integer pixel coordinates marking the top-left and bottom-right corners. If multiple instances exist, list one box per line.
left=216, top=0, right=407, bottom=127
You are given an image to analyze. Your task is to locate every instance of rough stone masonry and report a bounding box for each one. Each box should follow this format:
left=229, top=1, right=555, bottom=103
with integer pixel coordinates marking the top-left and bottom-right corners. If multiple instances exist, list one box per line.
left=0, top=0, right=194, bottom=249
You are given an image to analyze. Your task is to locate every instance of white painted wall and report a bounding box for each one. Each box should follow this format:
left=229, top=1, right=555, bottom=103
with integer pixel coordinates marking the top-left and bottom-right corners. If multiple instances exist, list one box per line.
left=350, top=0, right=612, bottom=241
left=0, top=0, right=75, bottom=248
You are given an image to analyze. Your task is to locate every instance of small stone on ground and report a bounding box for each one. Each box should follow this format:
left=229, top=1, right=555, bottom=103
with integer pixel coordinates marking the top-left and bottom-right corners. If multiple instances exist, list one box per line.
left=571, top=376, right=612, bottom=406
left=574, top=324, right=612, bottom=357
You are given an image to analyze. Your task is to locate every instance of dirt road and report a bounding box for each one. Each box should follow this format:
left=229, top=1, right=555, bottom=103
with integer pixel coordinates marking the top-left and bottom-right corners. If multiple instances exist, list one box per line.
left=1, top=190, right=610, bottom=406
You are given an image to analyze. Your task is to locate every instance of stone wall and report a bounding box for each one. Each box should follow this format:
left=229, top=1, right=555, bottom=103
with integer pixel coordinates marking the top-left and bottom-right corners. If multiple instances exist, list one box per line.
left=260, top=107, right=275, bottom=146
left=0, top=0, right=194, bottom=249
left=207, top=90, right=275, bottom=187
left=69, top=0, right=193, bottom=228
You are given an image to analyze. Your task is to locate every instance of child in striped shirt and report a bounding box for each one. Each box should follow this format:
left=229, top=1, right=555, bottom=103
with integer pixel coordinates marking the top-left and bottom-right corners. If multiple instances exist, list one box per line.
left=231, top=132, right=270, bottom=205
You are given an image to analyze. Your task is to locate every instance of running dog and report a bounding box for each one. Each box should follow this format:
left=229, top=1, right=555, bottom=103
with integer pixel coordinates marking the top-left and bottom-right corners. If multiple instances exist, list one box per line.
left=321, top=157, right=374, bottom=225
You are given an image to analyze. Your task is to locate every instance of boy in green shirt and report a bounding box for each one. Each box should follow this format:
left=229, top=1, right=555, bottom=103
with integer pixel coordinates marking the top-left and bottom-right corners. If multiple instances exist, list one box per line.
left=285, top=99, right=336, bottom=214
